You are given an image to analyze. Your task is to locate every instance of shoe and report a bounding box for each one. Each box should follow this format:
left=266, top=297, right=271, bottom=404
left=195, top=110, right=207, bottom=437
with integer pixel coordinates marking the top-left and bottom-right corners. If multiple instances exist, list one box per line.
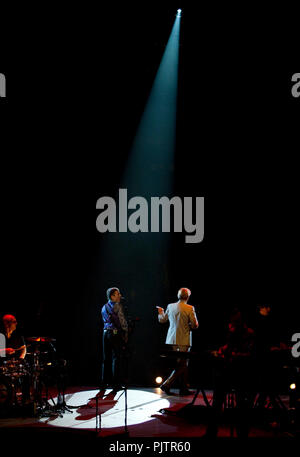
left=160, top=384, right=171, bottom=395
left=95, top=389, right=106, bottom=399
left=112, top=385, right=124, bottom=392
left=179, top=388, right=193, bottom=396
left=99, top=383, right=110, bottom=390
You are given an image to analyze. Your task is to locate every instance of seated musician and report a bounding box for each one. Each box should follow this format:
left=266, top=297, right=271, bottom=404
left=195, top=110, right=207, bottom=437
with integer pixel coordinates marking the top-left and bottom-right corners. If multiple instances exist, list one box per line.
left=206, top=308, right=255, bottom=438
left=0, top=314, right=31, bottom=405
left=253, top=304, right=288, bottom=355
left=0, top=314, right=26, bottom=359
left=218, top=308, right=255, bottom=360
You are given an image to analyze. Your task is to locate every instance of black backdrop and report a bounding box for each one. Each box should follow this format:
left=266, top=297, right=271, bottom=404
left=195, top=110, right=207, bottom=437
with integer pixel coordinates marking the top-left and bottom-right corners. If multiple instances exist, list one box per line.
left=0, top=1, right=299, bottom=386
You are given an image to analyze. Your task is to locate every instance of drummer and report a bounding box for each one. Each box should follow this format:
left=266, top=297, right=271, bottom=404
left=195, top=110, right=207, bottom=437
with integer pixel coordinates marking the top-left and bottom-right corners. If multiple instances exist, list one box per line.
left=0, top=314, right=26, bottom=359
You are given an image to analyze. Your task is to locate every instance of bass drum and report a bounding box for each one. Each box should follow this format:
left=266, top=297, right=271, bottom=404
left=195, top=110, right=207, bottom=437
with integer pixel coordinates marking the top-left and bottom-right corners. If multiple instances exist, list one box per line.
left=0, top=376, right=12, bottom=410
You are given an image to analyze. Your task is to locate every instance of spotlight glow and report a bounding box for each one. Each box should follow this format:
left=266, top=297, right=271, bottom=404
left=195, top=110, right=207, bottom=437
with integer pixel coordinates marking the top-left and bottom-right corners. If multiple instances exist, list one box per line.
left=156, top=376, right=163, bottom=384
left=290, top=383, right=296, bottom=390
left=177, top=9, right=182, bottom=16
left=39, top=389, right=169, bottom=429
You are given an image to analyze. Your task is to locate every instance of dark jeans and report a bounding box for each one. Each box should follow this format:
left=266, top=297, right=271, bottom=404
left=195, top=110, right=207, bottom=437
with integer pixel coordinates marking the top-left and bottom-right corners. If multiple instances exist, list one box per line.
left=162, top=345, right=190, bottom=391
left=101, top=330, right=123, bottom=388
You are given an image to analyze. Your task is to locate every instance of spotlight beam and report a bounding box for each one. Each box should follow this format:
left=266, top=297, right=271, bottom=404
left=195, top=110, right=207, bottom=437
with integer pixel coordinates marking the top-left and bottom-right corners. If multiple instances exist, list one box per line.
left=122, top=12, right=181, bottom=197
left=95, top=14, right=182, bottom=389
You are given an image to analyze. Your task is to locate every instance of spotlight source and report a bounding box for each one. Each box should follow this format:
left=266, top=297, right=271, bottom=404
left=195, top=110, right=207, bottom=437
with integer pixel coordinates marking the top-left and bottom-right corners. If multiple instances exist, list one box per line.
left=177, top=9, right=182, bottom=16
left=156, top=376, right=163, bottom=384
left=290, top=383, right=296, bottom=390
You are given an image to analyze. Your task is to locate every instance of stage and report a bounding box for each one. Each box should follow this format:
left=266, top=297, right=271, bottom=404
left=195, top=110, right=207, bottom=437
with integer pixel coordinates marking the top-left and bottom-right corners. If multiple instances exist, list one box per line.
left=0, top=386, right=297, bottom=439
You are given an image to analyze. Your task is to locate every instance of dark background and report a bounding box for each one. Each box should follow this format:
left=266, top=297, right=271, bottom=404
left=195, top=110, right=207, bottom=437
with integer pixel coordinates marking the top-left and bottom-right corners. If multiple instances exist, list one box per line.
left=0, top=2, right=299, bottom=387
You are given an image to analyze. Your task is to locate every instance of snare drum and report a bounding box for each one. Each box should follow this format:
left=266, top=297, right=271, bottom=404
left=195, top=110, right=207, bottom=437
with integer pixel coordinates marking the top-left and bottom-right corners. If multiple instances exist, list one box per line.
left=1, top=359, right=30, bottom=380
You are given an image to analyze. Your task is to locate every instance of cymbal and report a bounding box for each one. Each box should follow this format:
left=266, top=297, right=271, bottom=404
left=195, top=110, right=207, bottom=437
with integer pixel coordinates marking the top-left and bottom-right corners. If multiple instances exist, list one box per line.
left=26, top=351, right=49, bottom=355
left=26, top=336, right=56, bottom=343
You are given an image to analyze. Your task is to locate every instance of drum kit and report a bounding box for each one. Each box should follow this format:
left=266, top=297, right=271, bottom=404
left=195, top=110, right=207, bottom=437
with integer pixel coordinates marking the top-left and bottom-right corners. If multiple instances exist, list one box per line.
left=0, top=336, right=66, bottom=417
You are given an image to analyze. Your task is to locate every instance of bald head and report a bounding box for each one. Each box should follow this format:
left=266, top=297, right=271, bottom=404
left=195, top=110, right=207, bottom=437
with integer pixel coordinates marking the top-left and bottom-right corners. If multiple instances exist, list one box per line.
left=177, top=288, right=191, bottom=301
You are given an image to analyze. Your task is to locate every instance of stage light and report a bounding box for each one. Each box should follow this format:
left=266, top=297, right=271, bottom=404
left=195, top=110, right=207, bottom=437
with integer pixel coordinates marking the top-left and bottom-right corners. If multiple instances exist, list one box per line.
left=156, top=376, right=163, bottom=384
left=290, top=383, right=296, bottom=390
left=177, top=9, right=182, bottom=14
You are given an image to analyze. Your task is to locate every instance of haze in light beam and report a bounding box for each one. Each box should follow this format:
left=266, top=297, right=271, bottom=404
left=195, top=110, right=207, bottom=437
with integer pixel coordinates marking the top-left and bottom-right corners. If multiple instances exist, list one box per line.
left=122, top=13, right=181, bottom=198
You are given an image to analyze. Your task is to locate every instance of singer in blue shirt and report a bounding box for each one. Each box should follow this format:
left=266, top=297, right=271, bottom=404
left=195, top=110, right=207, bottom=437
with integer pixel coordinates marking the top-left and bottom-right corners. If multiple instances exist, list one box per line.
left=101, top=287, right=128, bottom=391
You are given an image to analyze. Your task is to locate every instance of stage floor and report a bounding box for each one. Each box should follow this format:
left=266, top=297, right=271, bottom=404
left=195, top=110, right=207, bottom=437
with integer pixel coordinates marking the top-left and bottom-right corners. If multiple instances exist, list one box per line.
left=0, top=386, right=298, bottom=439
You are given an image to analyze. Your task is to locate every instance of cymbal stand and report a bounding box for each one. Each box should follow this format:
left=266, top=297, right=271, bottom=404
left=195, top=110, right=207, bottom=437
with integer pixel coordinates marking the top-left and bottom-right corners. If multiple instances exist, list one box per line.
left=30, top=348, right=59, bottom=418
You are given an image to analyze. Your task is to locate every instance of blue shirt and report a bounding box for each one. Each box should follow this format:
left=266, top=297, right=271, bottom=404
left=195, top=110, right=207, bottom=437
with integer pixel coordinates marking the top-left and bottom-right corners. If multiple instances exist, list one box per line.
left=101, top=300, right=128, bottom=332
